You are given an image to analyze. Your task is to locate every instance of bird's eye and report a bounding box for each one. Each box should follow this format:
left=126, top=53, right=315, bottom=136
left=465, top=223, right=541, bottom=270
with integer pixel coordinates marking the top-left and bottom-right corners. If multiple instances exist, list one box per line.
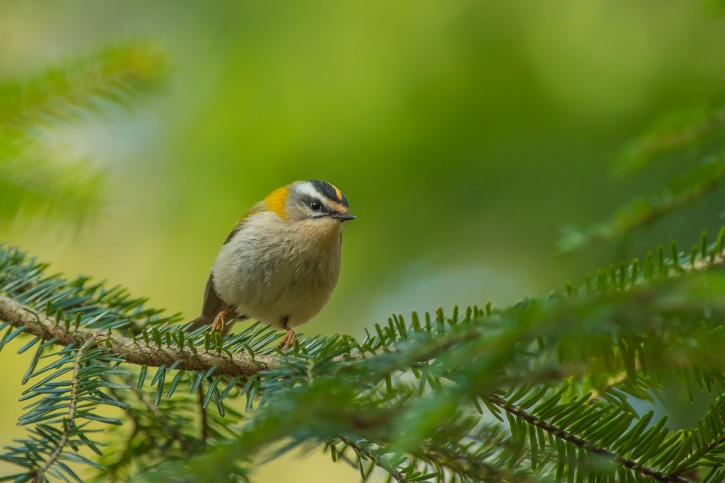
left=310, top=200, right=322, bottom=211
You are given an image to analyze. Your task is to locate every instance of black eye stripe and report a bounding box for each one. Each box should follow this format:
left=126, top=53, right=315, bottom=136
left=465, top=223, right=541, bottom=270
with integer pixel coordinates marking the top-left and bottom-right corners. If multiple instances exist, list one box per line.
left=308, top=180, right=349, bottom=207
left=300, top=195, right=328, bottom=213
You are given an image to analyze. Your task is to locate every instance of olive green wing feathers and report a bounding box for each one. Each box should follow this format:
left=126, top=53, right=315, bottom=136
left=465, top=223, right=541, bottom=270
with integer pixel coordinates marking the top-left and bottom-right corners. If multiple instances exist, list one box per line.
left=187, top=211, right=260, bottom=330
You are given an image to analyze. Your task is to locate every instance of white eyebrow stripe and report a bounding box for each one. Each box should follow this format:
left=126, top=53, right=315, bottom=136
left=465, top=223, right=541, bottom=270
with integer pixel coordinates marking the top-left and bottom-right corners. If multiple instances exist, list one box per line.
left=295, top=182, right=324, bottom=200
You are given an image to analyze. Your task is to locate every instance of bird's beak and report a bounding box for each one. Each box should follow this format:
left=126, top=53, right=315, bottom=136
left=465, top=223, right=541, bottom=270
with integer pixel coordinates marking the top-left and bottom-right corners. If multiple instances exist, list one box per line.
left=331, top=212, right=356, bottom=222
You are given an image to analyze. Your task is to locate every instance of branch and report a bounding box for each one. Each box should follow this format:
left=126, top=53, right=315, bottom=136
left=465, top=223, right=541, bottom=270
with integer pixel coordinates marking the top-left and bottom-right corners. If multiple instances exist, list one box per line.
left=338, top=436, right=406, bottom=482
left=668, top=433, right=725, bottom=479
left=125, top=378, right=196, bottom=454
left=32, top=339, right=94, bottom=482
left=0, top=295, right=273, bottom=377
left=486, top=394, right=688, bottom=483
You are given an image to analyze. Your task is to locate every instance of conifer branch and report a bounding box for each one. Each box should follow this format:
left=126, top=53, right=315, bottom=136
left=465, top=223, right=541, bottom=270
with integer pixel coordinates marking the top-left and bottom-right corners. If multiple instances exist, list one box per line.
left=668, top=433, right=725, bottom=479
left=558, top=159, right=725, bottom=253
left=31, top=339, right=94, bottom=482
left=0, top=295, right=273, bottom=377
left=3, top=233, right=725, bottom=481
left=0, top=40, right=169, bottom=225
left=197, top=384, right=209, bottom=444
left=416, top=444, right=532, bottom=483
left=338, top=436, right=406, bottom=482
left=125, top=378, right=196, bottom=454
left=485, top=394, right=689, bottom=483
left=587, top=366, right=636, bottom=402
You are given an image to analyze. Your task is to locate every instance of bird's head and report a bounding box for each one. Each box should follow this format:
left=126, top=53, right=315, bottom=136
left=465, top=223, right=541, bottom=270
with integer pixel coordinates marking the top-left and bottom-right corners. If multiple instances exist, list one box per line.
left=263, top=180, right=355, bottom=229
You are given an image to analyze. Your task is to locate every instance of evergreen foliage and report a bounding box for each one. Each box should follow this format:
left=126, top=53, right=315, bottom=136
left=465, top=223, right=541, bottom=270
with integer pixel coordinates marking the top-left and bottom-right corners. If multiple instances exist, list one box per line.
left=0, top=40, right=168, bottom=226
left=1, top=26, right=725, bottom=483
left=1, top=220, right=725, bottom=481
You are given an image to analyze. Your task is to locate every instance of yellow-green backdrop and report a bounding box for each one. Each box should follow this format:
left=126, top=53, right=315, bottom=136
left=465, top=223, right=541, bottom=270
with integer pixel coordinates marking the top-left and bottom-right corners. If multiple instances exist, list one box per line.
left=2, top=1, right=725, bottom=481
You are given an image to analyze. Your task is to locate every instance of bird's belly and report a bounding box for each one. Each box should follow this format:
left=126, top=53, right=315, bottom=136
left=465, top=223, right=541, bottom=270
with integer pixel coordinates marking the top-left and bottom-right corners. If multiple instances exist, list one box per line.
left=211, top=237, right=340, bottom=328
left=238, top=285, right=334, bottom=328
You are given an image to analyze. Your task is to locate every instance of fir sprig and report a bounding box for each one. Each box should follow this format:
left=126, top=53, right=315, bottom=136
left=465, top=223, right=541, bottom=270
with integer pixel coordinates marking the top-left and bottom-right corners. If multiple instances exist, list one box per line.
left=0, top=40, right=169, bottom=226
left=1, top=234, right=724, bottom=481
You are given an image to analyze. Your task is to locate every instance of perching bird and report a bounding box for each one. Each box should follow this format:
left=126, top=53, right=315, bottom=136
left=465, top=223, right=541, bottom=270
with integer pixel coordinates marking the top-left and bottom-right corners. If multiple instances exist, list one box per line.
left=188, top=180, right=355, bottom=349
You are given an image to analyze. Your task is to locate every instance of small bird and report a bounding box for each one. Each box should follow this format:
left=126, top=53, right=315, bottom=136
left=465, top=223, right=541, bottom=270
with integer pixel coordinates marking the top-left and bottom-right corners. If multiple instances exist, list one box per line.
left=188, top=180, right=355, bottom=349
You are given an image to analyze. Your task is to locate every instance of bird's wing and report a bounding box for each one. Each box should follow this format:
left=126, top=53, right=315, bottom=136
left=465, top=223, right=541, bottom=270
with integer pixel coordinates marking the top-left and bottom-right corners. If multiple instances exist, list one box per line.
left=199, top=272, right=225, bottom=322
left=195, top=204, right=266, bottom=325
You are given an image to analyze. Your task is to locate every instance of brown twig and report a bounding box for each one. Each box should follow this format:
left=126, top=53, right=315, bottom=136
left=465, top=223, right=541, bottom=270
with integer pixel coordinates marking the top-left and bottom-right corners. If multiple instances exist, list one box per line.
left=0, top=295, right=273, bottom=377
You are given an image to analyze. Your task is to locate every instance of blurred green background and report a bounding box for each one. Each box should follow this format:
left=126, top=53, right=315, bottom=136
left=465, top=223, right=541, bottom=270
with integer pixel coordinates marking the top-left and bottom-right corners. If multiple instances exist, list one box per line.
left=2, top=1, right=724, bottom=481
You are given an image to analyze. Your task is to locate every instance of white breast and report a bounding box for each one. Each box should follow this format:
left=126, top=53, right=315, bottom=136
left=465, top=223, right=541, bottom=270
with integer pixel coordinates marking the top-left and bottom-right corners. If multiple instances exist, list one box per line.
left=211, top=211, right=342, bottom=328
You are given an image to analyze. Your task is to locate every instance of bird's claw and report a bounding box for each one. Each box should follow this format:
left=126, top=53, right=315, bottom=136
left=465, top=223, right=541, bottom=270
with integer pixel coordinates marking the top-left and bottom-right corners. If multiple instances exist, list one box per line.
left=277, top=329, right=296, bottom=350
left=210, top=308, right=229, bottom=332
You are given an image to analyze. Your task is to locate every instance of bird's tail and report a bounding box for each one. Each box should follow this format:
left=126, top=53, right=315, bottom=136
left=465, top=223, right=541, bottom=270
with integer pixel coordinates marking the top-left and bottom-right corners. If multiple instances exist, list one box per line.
left=185, top=315, right=213, bottom=333
left=185, top=313, right=241, bottom=335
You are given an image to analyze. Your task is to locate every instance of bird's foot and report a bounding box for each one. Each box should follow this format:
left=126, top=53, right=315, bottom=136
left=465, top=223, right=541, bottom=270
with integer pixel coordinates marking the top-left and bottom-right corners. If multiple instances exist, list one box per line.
left=211, top=306, right=234, bottom=332
left=277, top=328, right=296, bottom=350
